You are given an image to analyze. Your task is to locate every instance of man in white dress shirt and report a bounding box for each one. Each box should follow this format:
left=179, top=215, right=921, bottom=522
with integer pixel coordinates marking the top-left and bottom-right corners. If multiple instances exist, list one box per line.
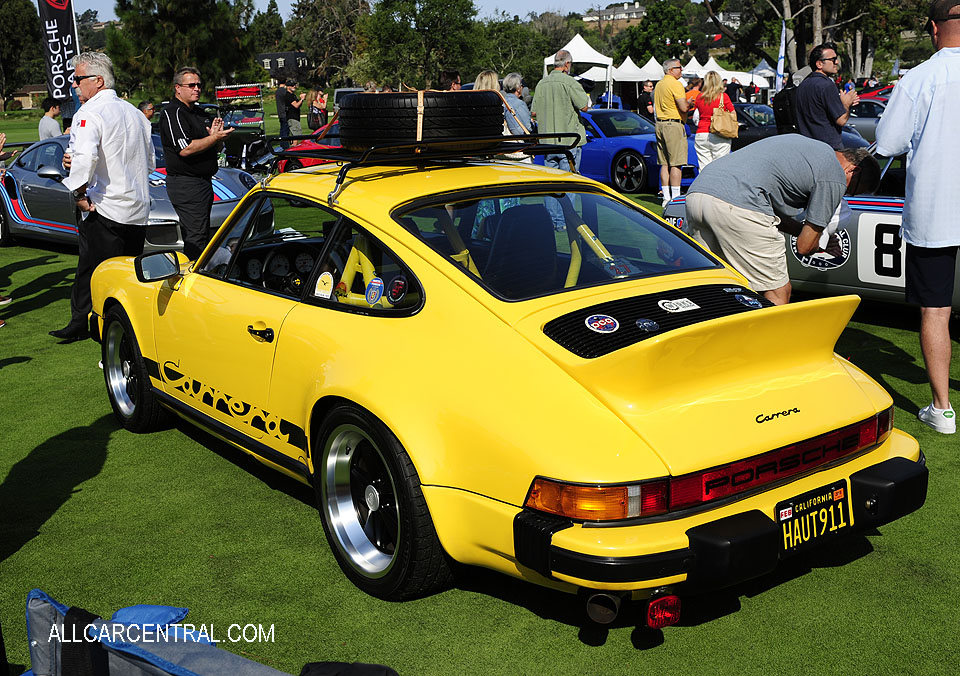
left=875, top=0, right=960, bottom=434
left=51, top=52, right=154, bottom=342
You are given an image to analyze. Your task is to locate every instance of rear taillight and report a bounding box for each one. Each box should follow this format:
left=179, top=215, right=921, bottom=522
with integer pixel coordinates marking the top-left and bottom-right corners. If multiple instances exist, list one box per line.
left=524, top=478, right=668, bottom=521
left=646, top=595, right=681, bottom=629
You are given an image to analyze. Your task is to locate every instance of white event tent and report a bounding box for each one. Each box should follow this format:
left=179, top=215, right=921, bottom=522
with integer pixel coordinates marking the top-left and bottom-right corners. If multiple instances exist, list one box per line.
left=544, top=33, right=614, bottom=104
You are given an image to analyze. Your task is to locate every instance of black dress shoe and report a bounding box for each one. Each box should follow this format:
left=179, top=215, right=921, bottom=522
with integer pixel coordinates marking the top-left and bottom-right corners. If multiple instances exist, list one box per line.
left=49, top=324, right=88, bottom=341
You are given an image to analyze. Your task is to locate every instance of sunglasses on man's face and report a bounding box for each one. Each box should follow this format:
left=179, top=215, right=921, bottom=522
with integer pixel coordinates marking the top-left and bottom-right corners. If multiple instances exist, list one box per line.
left=73, top=74, right=100, bottom=83
left=821, top=56, right=839, bottom=63
left=179, top=82, right=202, bottom=89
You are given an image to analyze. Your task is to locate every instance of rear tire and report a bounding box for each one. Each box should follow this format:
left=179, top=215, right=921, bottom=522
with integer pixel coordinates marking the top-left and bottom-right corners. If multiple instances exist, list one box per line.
left=338, top=91, right=504, bottom=152
left=101, top=305, right=168, bottom=432
left=314, top=404, right=452, bottom=600
left=612, top=150, right=648, bottom=193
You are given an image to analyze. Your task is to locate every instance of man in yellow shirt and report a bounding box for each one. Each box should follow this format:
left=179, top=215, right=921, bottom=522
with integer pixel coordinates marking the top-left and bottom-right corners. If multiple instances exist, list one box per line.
left=654, top=59, right=692, bottom=207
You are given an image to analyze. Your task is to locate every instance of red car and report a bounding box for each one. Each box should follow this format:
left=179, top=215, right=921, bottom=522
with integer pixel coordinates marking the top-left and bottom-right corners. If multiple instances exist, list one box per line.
left=277, top=122, right=341, bottom=172
left=859, top=84, right=894, bottom=99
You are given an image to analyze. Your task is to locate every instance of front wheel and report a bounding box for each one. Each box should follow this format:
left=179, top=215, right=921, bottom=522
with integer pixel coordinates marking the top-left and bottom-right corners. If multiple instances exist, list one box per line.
left=101, top=306, right=168, bottom=432
left=314, top=405, right=452, bottom=600
left=612, top=151, right=648, bottom=193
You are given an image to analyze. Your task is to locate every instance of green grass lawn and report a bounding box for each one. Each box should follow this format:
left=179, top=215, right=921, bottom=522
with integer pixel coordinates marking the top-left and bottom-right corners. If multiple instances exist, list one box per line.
left=0, top=239, right=957, bottom=675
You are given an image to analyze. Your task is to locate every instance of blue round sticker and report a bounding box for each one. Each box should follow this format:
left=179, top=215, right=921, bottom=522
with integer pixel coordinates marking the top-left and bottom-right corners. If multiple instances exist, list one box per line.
left=365, top=277, right=384, bottom=305
left=734, top=294, right=763, bottom=309
left=585, top=314, right=619, bottom=333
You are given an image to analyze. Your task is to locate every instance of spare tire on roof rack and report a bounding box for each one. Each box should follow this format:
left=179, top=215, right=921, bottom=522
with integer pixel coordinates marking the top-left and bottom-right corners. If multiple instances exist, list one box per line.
left=337, top=90, right=505, bottom=152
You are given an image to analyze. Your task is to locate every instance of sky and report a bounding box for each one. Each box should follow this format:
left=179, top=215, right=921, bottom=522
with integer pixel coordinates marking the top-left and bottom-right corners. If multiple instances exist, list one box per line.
left=74, top=0, right=576, bottom=23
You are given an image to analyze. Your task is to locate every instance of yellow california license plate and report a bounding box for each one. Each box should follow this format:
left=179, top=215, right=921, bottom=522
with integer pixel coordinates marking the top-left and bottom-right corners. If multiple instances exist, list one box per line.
left=777, top=481, right=850, bottom=554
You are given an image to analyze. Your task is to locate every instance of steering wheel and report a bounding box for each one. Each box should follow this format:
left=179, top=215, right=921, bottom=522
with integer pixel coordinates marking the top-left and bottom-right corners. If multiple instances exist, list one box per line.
left=281, top=271, right=305, bottom=296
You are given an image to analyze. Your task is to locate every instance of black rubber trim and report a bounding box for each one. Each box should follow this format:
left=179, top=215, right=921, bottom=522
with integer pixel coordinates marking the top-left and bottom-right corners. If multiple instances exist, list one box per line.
left=154, top=389, right=311, bottom=480
left=543, top=283, right=773, bottom=358
left=849, top=457, right=928, bottom=530
left=88, top=312, right=101, bottom=343
left=550, top=546, right=694, bottom=583
left=514, top=510, right=573, bottom=577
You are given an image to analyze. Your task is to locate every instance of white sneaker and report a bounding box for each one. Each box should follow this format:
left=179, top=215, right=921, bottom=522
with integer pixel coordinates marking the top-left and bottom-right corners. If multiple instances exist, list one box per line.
left=918, top=403, right=956, bottom=434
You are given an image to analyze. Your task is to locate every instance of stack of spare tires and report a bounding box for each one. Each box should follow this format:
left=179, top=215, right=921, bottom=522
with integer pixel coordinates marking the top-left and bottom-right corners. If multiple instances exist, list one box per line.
left=337, top=90, right=506, bottom=152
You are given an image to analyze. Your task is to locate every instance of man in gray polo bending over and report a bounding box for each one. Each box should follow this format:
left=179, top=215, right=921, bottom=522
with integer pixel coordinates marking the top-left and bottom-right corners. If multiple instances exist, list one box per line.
left=683, top=135, right=879, bottom=305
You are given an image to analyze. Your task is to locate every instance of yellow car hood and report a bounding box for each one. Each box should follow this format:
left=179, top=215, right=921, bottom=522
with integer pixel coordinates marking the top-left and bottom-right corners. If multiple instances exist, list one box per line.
left=518, top=294, right=881, bottom=476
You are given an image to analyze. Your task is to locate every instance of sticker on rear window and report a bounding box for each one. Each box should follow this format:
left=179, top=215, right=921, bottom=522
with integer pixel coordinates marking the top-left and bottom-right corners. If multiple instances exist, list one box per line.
left=365, top=277, right=384, bottom=305
left=585, top=314, right=619, bottom=333
left=386, top=275, right=407, bottom=305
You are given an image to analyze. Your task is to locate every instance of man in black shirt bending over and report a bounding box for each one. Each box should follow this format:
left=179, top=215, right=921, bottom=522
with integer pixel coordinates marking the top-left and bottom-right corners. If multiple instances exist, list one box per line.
left=159, top=67, right=233, bottom=260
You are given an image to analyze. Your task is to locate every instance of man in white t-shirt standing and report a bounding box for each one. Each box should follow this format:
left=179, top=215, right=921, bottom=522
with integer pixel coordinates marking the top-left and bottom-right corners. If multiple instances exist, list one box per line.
left=51, top=52, right=154, bottom=342
left=875, top=0, right=960, bottom=434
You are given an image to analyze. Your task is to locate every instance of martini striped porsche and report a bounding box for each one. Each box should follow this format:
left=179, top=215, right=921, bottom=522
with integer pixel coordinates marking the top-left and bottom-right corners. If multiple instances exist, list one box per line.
left=0, top=134, right=257, bottom=251
left=86, top=140, right=927, bottom=627
left=662, top=154, right=960, bottom=309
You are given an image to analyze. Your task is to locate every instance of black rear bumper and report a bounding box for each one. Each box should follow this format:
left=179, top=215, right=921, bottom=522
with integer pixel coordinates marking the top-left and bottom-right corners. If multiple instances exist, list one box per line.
left=513, top=456, right=927, bottom=588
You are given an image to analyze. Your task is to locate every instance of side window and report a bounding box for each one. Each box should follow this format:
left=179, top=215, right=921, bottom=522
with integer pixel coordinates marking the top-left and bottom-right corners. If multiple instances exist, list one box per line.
left=200, top=193, right=339, bottom=299
left=16, top=147, right=40, bottom=173
left=37, top=143, right=64, bottom=171
left=311, top=224, right=421, bottom=312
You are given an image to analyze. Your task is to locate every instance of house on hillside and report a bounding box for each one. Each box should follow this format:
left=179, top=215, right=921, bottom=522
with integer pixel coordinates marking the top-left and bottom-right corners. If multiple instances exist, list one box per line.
left=583, top=2, right=646, bottom=34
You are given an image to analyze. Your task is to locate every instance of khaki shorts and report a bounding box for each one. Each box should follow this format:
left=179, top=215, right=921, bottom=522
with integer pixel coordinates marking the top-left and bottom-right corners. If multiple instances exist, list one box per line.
left=685, top=192, right=788, bottom=292
left=656, top=120, right=688, bottom=167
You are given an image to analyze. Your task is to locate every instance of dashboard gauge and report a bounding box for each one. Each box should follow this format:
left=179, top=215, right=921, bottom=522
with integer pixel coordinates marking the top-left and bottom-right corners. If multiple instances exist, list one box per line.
left=295, top=252, right=314, bottom=273
left=268, top=253, right=290, bottom=276
left=246, top=259, right=262, bottom=281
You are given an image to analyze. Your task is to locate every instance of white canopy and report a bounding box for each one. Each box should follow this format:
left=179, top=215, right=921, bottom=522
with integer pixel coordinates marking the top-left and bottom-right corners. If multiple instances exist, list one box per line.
left=577, top=66, right=610, bottom=82
left=543, top=33, right=613, bottom=76
left=683, top=56, right=703, bottom=74
left=615, top=56, right=647, bottom=82
left=702, top=56, right=725, bottom=72
left=751, top=59, right=777, bottom=78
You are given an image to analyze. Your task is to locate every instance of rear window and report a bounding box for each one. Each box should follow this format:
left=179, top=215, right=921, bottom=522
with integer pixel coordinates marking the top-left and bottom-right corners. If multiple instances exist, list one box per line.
left=396, top=189, right=719, bottom=300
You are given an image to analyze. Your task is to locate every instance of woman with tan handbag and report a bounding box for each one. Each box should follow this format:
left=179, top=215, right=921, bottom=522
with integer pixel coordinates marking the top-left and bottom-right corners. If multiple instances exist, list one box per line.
left=693, top=71, right=735, bottom=169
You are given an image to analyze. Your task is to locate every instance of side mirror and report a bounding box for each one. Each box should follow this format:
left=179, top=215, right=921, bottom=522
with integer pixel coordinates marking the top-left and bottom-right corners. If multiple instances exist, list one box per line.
left=135, top=251, right=180, bottom=283
left=38, top=166, right=64, bottom=181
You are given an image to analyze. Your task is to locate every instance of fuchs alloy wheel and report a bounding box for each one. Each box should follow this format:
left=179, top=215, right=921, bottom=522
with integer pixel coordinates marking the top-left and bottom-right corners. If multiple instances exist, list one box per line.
left=612, top=151, right=648, bottom=193
left=314, top=405, right=451, bottom=600
left=337, top=91, right=505, bottom=152
left=101, top=306, right=168, bottom=432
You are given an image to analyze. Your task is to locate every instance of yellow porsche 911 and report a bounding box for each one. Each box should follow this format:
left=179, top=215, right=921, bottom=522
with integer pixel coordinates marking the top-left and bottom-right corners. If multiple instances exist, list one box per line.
left=88, top=137, right=926, bottom=628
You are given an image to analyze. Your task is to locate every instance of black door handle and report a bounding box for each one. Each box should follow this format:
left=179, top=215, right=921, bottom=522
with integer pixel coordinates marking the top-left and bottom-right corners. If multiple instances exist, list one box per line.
left=247, top=325, right=274, bottom=342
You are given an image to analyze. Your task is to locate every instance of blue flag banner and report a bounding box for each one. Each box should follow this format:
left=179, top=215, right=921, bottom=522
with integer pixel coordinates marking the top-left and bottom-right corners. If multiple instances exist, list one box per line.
left=35, top=0, right=80, bottom=101
left=776, top=20, right=786, bottom=91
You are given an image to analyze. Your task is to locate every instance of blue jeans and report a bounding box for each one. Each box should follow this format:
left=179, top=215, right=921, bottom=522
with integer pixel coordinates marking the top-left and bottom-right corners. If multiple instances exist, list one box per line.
left=544, top=147, right=582, bottom=230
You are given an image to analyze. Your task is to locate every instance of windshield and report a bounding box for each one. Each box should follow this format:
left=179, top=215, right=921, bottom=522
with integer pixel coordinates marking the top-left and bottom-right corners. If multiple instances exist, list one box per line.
left=738, top=104, right=776, bottom=127
left=587, top=111, right=656, bottom=137
left=397, top=189, right=719, bottom=300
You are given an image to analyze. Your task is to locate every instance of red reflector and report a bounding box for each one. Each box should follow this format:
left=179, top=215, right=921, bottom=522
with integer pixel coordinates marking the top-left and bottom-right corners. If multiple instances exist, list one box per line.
left=878, top=407, right=893, bottom=437
left=646, top=595, right=681, bottom=629
left=859, top=417, right=878, bottom=448
left=641, top=481, right=668, bottom=515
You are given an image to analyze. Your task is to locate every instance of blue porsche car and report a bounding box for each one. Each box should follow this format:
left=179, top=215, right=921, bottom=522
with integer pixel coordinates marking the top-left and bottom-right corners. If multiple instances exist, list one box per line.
left=578, top=109, right=698, bottom=193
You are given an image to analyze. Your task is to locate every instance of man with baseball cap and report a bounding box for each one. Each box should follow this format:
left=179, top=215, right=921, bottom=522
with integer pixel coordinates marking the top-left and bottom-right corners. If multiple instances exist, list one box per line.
left=875, top=0, right=960, bottom=434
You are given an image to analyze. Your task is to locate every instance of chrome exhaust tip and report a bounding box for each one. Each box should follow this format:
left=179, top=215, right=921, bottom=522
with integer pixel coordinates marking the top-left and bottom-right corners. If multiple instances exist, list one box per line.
left=584, top=592, right=626, bottom=624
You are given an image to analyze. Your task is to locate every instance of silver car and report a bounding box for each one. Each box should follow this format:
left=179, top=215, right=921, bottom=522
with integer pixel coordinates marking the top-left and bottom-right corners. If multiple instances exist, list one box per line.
left=845, top=99, right=886, bottom=144
left=0, top=134, right=257, bottom=252
left=662, top=154, right=960, bottom=309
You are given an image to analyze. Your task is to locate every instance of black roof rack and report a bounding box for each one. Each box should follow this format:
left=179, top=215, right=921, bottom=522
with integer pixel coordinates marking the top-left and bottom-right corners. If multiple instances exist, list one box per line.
left=259, top=133, right=581, bottom=205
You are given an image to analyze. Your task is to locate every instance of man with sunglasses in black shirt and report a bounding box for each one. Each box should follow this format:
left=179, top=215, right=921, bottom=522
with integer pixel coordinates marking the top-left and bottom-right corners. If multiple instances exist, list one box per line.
left=159, top=67, right=233, bottom=260
left=795, top=43, right=859, bottom=150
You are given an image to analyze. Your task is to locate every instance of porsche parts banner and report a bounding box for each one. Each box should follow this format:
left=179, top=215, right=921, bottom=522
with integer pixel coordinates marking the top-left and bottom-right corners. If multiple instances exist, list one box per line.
left=36, top=0, right=80, bottom=100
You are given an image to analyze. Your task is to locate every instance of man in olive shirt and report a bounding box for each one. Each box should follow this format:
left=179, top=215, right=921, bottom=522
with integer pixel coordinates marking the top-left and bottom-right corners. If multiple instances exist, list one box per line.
left=654, top=59, right=692, bottom=207
left=532, top=49, right=591, bottom=173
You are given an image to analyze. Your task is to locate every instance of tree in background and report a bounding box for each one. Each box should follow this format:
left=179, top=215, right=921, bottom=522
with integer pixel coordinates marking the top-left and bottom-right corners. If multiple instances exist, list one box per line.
left=466, top=13, right=550, bottom=87
left=614, top=0, right=692, bottom=66
left=107, top=0, right=262, bottom=95
left=77, top=9, right=107, bottom=52
left=250, top=0, right=285, bottom=55
left=285, top=0, right=370, bottom=86
left=0, top=0, right=45, bottom=111
left=356, top=0, right=477, bottom=89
